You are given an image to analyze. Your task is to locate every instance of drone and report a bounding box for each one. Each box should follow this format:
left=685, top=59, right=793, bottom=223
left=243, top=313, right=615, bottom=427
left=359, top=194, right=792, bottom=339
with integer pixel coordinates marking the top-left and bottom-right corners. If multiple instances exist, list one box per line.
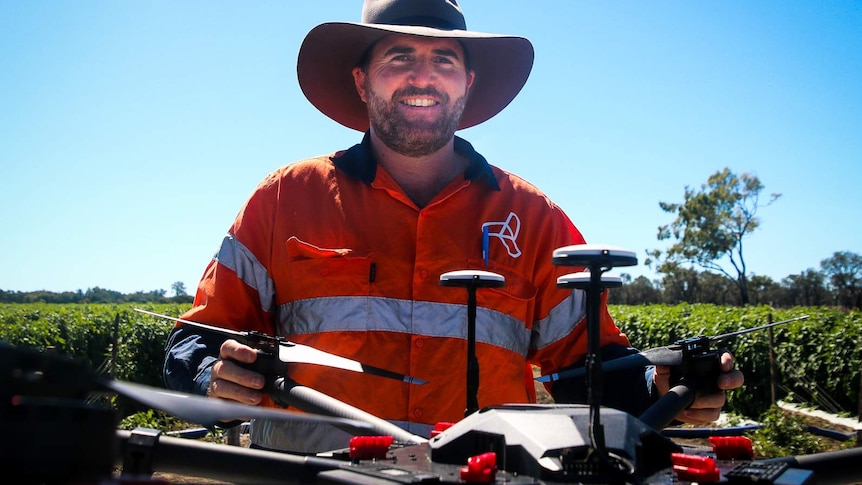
left=2, top=244, right=860, bottom=485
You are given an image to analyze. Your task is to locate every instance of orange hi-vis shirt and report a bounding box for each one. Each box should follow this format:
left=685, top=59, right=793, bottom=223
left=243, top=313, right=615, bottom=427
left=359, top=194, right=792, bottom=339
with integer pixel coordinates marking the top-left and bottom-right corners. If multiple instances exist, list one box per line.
left=179, top=133, right=630, bottom=450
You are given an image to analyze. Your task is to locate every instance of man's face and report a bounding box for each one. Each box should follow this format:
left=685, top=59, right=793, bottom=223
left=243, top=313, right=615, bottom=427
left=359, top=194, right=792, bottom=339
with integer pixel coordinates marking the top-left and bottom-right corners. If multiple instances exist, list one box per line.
left=353, top=34, right=475, bottom=157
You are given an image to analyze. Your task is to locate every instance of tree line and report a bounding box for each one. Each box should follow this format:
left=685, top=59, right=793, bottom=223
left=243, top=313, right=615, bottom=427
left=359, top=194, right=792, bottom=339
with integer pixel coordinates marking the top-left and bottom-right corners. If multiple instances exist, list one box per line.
left=0, top=281, right=194, bottom=304
left=4, top=249, right=858, bottom=308
left=611, top=250, right=862, bottom=308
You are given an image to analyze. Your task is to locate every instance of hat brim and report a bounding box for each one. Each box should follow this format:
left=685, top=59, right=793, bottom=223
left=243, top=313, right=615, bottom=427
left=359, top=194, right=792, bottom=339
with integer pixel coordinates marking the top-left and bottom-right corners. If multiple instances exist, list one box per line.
left=297, top=22, right=534, bottom=132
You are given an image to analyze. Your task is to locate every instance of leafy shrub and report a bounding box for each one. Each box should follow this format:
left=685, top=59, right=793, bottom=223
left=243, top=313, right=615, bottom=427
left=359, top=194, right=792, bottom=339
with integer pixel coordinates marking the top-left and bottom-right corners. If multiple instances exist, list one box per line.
left=748, top=406, right=826, bottom=458
left=0, top=303, right=187, bottom=387
left=2, top=302, right=860, bottom=420
left=610, top=304, right=861, bottom=417
left=0, top=303, right=188, bottom=417
left=119, top=408, right=191, bottom=432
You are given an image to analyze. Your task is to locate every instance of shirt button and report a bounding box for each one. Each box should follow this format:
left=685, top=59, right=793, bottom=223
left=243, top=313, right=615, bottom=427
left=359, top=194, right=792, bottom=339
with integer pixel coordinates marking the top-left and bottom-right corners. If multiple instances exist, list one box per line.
left=413, top=408, right=423, bottom=419
left=320, top=267, right=329, bottom=276
left=415, top=339, right=425, bottom=349
left=419, top=269, right=428, bottom=279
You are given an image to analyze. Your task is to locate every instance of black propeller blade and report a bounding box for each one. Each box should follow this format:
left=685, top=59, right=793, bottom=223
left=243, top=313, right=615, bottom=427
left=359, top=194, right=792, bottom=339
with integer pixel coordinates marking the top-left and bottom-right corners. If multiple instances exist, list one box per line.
left=103, top=380, right=373, bottom=435
left=537, top=315, right=809, bottom=383
left=136, top=308, right=427, bottom=385
left=537, top=346, right=685, bottom=383
left=1, top=342, right=375, bottom=436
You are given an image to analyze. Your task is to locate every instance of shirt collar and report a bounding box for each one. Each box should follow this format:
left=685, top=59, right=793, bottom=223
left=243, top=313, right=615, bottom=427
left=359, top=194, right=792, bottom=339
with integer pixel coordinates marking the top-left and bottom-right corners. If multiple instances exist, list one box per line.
left=332, top=131, right=501, bottom=191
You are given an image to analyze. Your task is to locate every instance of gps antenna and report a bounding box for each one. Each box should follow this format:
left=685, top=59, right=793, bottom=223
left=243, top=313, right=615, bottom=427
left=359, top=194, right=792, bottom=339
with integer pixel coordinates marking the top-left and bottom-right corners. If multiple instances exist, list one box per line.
left=553, top=245, right=637, bottom=462
left=440, top=270, right=506, bottom=416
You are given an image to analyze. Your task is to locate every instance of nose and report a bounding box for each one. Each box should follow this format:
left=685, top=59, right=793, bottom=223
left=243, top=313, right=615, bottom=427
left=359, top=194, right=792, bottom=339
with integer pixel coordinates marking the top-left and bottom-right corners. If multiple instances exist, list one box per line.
left=407, top=59, right=436, bottom=86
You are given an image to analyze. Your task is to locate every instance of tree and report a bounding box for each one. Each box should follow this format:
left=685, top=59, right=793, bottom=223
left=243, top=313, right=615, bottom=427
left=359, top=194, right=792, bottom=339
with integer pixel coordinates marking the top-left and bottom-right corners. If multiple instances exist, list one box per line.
left=780, top=269, right=828, bottom=307
left=820, top=251, right=862, bottom=309
left=697, top=271, right=738, bottom=305
left=747, top=274, right=780, bottom=306
left=609, top=274, right=662, bottom=305
left=646, top=168, right=781, bottom=305
left=658, top=265, right=700, bottom=304
left=171, top=281, right=188, bottom=297
left=84, top=286, right=124, bottom=303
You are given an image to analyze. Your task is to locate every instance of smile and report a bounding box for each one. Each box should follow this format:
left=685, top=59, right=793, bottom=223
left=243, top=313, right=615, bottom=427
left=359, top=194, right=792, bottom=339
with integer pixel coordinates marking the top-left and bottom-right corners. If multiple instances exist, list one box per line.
left=401, top=98, right=438, bottom=107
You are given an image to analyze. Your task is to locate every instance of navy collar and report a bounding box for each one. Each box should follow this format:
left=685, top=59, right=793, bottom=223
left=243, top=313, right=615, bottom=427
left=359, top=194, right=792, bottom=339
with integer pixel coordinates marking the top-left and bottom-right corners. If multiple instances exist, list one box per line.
left=332, top=132, right=501, bottom=191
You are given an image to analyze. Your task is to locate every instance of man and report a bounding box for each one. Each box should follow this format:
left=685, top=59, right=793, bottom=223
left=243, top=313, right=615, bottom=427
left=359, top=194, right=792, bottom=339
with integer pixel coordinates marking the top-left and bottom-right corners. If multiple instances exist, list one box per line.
left=164, top=0, right=743, bottom=453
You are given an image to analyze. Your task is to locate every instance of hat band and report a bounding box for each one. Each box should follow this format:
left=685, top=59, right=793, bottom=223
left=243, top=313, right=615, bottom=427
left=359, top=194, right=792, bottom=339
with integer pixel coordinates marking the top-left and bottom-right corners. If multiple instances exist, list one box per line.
left=381, top=15, right=466, bottom=31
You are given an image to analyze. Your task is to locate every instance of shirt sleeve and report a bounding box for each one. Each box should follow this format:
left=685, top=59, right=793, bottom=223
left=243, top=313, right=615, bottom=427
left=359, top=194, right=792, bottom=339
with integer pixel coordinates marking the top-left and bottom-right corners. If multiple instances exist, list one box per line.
left=163, top=325, right=225, bottom=395
left=526, top=204, right=653, bottom=413
left=162, top=174, right=281, bottom=394
left=528, top=206, right=632, bottom=369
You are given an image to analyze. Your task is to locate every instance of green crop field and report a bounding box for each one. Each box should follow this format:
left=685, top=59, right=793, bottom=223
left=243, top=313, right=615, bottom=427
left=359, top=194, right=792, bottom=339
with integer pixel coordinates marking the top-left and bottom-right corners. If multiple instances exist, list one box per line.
left=1, top=302, right=859, bottom=420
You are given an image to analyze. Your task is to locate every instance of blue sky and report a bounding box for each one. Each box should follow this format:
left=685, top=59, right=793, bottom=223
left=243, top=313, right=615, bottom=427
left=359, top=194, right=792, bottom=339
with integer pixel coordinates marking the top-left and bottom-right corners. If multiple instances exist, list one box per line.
left=2, top=1, right=860, bottom=295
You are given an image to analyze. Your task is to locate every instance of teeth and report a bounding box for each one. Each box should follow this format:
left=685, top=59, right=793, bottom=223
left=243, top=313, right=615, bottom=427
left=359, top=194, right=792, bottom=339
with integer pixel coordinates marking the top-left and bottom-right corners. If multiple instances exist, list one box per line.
left=403, top=98, right=437, bottom=107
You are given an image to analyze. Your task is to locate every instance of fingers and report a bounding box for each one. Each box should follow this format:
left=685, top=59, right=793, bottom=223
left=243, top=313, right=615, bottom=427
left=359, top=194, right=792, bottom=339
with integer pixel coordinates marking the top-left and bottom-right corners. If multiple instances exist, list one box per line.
left=207, top=339, right=266, bottom=405
left=679, top=389, right=726, bottom=423
left=653, top=365, right=671, bottom=395
left=220, top=339, right=259, bottom=364
left=677, top=352, right=743, bottom=424
left=677, top=405, right=722, bottom=424
left=718, top=368, right=744, bottom=390
left=720, top=350, right=735, bottom=372
left=718, top=351, right=745, bottom=390
left=656, top=351, right=745, bottom=425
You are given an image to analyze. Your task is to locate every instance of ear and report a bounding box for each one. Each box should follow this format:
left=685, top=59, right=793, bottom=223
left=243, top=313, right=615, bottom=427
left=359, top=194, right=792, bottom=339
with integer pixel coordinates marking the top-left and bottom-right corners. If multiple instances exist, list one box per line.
left=352, top=66, right=368, bottom=103
left=466, top=70, right=476, bottom=91
left=461, top=69, right=476, bottom=99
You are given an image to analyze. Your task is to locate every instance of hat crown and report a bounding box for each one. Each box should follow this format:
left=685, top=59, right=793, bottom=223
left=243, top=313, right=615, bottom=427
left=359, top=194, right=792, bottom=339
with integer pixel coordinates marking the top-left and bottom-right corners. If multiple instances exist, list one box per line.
left=361, top=0, right=467, bottom=30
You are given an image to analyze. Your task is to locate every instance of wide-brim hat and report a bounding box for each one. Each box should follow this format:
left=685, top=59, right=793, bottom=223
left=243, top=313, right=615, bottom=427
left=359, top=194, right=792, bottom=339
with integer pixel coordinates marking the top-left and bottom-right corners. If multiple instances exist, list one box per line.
left=297, top=0, right=534, bottom=132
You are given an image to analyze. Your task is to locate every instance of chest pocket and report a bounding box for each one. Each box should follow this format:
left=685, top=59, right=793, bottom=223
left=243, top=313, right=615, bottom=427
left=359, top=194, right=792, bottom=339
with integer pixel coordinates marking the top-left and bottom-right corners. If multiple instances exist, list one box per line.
left=283, top=236, right=374, bottom=301
left=467, top=258, right=539, bottom=330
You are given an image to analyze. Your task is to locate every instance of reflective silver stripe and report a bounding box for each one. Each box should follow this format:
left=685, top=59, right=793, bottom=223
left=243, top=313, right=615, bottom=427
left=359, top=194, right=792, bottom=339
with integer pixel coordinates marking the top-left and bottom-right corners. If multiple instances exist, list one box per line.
left=214, top=233, right=275, bottom=312
left=279, top=297, right=531, bottom=357
left=531, top=289, right=587, bottom=350
left=249, top=418, right=434, bottom=453
left=390, top=420, right=434, bottom=438
left=250, top=418, right=353, bottom=453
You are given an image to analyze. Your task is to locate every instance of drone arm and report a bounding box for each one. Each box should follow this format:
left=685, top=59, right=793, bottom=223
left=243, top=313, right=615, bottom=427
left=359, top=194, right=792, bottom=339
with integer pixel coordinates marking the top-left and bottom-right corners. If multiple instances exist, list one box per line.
left=550, top=344, right=657, bottom=417
left=116, top=429, right=344, bottom=485
left=638, top=381, right=696, bottom=430
left=762, top=447, right=862, bottom=485
left=270, top=377, right=427, bottom=444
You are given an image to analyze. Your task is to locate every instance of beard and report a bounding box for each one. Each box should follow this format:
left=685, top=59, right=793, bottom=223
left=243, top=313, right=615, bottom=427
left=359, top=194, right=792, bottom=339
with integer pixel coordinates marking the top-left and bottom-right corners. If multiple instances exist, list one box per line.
left=365, top=84, right=467, bottom=158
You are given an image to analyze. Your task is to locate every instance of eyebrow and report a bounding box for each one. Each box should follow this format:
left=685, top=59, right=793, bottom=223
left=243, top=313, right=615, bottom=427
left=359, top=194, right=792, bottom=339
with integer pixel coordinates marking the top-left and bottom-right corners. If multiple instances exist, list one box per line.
left=381, top=45, right=462, bottom=61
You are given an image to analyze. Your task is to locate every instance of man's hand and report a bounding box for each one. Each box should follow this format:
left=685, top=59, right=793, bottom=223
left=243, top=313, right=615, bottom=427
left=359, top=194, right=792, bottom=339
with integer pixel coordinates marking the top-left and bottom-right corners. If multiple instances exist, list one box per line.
left=654, top=351, right=745, bottom=424
left=207, top=339, right=266, bottom=405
